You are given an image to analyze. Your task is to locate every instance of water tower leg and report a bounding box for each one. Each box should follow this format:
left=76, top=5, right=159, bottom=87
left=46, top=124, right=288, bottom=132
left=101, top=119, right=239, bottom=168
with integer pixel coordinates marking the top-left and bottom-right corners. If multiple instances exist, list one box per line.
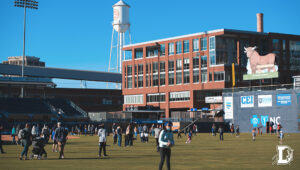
left=119, top=32, right=123, bottom=73
left=129, top=27, right=132, bottom=44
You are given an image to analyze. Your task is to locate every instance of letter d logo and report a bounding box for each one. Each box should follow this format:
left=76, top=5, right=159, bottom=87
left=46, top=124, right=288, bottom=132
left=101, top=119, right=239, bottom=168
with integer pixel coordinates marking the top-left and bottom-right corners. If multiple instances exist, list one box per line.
left=276, top=145, right=294, bottom=165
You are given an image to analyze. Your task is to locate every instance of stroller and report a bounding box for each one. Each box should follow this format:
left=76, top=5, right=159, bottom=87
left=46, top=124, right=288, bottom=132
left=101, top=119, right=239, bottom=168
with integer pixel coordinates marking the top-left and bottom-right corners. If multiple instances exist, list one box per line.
left=30, top=137, right=47, bottom=160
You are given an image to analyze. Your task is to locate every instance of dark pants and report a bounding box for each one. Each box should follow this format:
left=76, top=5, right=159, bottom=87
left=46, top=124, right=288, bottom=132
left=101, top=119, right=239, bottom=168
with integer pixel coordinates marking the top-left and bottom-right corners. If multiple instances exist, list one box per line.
left=128, top=134, right=133, bottom=146
left=58, top=141, right=65, bottom=158
left=0, top=140, right=4, bottom=153
left=125, top=135, right=128, bottom=146
left=155, top=138, right=159, bottom=151
left=220, top=132, right=224, bottom=141
left=99, top=142, right=106, bottom=156
left=21, top=144, right=29, bottom=157
left=113, top=134, right=117, bottom=144
left=159, top=148, right=171, bottom=170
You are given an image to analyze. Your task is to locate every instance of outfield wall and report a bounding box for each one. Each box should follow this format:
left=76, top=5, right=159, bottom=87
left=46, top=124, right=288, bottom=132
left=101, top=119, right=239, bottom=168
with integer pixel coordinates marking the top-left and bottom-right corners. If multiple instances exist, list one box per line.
left=223, top=89, right=300, bottom=133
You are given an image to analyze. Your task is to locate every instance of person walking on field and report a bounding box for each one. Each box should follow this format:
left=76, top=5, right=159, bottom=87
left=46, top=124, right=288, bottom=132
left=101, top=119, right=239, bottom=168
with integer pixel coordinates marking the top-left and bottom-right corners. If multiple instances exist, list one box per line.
left=212, top=123, right=216, bottom=136
left=19, top=123, right=32, bottom=160
left=236, top=125, right=240, bottom=137
left=116, top=126, right=122, bottom=147
left=98, top=124, right=108, bottom=158
left=158, top=122, right=174, bottom=170
left=252, top=128, right=257, bottom=141
left=55, top=122, right=68, bottom=159
left=11, top=125, right=16, bottom=144
left=218, top=125, right=224, bottom=141
left=154, top=124, right=162, bottom=152
left=0, top=124, right=6, bottom=154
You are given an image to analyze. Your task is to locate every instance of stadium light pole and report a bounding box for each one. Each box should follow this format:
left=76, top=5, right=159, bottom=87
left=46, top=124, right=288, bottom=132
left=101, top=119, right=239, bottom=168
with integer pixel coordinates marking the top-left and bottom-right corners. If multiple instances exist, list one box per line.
left=14, top=0, right=39, bottom=98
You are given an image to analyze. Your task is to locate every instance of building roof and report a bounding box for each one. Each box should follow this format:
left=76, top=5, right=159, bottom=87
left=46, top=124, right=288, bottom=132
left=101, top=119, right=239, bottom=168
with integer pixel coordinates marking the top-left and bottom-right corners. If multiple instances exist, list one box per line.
left=113, top=0, right=130, bottom=7
left=123, top=28, right=275, bottom=49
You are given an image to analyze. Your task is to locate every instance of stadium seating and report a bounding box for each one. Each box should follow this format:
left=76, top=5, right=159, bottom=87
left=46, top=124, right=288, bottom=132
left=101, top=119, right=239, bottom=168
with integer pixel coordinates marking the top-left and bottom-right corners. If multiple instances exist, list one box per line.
left=0, top=98, right=87, bottom=121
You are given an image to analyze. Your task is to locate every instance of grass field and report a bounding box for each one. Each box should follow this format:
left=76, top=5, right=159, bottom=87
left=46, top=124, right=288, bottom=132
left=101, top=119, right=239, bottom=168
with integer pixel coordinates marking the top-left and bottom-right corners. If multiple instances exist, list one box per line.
left=0, top=133, right=299, bottom=170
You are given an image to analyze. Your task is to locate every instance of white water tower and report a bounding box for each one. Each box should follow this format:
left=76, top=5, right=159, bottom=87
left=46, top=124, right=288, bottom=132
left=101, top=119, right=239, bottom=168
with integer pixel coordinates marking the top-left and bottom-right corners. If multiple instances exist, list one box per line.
left=109, top=0, right=131, bottom=74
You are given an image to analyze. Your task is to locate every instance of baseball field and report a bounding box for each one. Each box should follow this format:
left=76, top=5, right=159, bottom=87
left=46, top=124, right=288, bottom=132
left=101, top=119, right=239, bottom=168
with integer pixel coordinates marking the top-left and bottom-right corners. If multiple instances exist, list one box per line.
left=0, top=133, right=299, bottom=169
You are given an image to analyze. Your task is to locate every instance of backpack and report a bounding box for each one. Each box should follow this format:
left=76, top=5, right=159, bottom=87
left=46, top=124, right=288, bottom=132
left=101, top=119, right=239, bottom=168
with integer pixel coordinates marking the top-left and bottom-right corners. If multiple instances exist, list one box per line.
left=18, top=129, right=25, bottom=139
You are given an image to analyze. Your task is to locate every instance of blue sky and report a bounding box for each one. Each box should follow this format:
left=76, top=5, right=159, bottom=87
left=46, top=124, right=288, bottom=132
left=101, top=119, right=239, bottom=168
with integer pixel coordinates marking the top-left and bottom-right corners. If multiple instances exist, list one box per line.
left=0, top=0, right=299, bottom=88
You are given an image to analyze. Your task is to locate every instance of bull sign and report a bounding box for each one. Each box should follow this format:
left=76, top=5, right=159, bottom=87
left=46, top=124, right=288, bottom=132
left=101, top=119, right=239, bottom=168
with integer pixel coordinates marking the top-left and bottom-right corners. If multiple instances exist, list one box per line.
left=243, top=46, right=278, bottom=80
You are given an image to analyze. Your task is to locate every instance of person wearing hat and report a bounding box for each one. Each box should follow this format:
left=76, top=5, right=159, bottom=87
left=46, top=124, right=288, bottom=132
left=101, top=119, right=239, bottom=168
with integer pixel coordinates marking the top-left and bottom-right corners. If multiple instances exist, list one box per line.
left=54, top=122, right=68, bottom=159
left=158, top=122, right=174, bottom=170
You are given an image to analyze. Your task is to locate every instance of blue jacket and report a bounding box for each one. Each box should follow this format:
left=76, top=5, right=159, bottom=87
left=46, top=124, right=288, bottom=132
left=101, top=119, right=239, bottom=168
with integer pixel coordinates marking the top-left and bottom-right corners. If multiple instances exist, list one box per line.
left=159, top=130, right=174, bottom=148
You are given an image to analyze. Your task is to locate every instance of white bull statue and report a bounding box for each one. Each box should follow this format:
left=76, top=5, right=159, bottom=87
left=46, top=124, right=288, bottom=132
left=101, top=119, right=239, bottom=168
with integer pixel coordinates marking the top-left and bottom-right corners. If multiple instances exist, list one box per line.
left=244, top=46, right=276, bottom=74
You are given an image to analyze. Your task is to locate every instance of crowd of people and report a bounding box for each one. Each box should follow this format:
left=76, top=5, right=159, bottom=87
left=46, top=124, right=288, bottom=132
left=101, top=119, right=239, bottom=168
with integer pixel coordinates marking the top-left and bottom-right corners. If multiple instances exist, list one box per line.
left=0, top=121, right=286, bottom=170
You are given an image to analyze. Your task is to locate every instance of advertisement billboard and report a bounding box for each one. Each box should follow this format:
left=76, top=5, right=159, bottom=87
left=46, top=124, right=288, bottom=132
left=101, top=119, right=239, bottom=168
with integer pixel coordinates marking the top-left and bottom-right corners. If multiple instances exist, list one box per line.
left=224, top=97, right=233, bottom=119
left=276, top=94, right=292, bottom=106
left=241, top=96, right=254, bottom=108
left=242, top=46, right=278, bottom=80
left=205, top=96, right=223, bottom=103
left=258, top=95, right=272, bottom=107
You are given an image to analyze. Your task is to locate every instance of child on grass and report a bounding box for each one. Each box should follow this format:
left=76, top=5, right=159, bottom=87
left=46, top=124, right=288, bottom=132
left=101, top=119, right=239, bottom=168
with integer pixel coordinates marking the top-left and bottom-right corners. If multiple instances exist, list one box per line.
left=186, top=130, right=192, bottom=143
left=252, top=128, right=256, bottom=141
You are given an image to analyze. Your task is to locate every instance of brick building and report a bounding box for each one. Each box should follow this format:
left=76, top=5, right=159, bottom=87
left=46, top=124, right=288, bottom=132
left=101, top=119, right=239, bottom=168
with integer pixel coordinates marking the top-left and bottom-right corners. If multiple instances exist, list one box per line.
left=2, top=56, right=45, bottom=67
left=122, top=14, right=300, bottom=118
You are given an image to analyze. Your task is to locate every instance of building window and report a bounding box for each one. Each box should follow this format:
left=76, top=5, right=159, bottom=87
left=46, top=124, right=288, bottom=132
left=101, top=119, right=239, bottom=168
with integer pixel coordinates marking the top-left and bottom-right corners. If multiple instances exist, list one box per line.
left=146, top=64, right=149, bottom=74
left=184, top=71, right=190, bottom=84
left=209, top=37, right=215, bottom=50
left=168, top=60, right=174, bottom=71
left=153, top=62, right=158, bottom=74
left=201, top=70, right=207, bottom=83
left=102, top=98, right=112, bottom=105
left=209, top=51, right=216, bottom=65
left=153, top=74, right=158, bottom=86
left=201, top=56, right=207, bottom=68
left=176, top=41, right=182, bottom=54
left=193, top=56, right=199, bottom=69
left=160, top=61, right=165, bottom=72
left=160, top=44, right=165, bottom=56
left=214, top=71, right=225, bottom=81
left=146, top=75, right=148, bottom=87
left=272, top=39, right=280, bottom=51
left=169, top=72, right=174, bottom=85
left=127, top=77, right=132, bottom=88
left=127, top=65, right=132, bottom=75
left=146, top=47, right=158, bottom=57
left=160, top=73, right=165, bottom=85
left=176, top=71, right=182, bottom=84
left=125, top=50, right=132, bottom=60
left=193, top=39, right=199, bottom=51
left=176, top=59, right=182, bottom=70
left=135, top=49, right=143, bottom=59
left=215, top=37, right=237, bottom=65
left=201, top=37, right=207, bottom=51
left=170, top=91, right=190, bottom=102
left=147, top=93, right=166, bottom=103
left=183, top=58, right=189, bottom=70
left=134, top=65, right=137, bottom=75
left=193, top=70, right=199, bottom=83
left=168, top=43, right=174, bottom=55
left=183, top=40, right=189, bottom=53
left=134, top=76, right=138, bottom=88
left=290, top=41, right=300, bottom=70
left=209, top=72, right=212, bottom=82
left=138, top=64, right=143, bottom=75
left=138, top=75, right=143, bottom=87
left=124, top=94, right=143, bottom=104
